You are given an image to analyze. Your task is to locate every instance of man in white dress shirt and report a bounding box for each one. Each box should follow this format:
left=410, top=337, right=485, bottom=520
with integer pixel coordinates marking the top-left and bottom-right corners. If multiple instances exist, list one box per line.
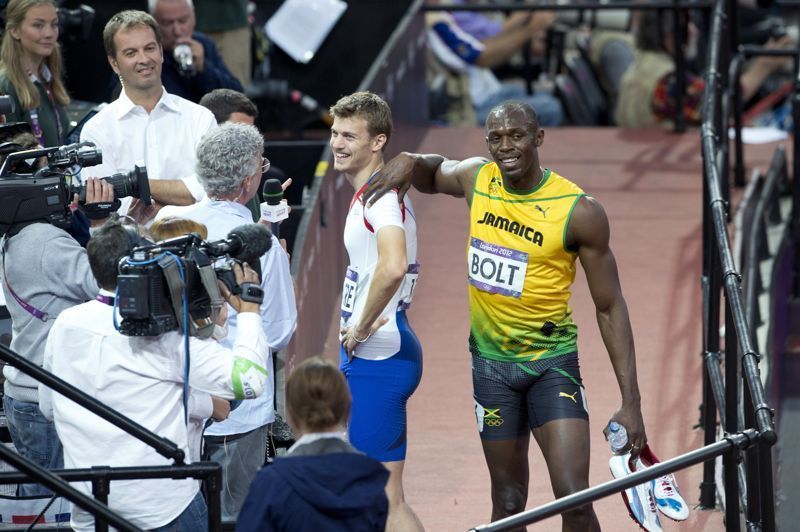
left=81, top=10, right=217, bottom=219
left=156, top=122, right=297, bottom=520
left=40, top=220, right=270, bottom=531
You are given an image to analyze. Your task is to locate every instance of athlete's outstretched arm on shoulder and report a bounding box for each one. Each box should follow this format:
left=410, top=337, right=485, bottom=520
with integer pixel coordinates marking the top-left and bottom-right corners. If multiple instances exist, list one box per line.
left=568, top=195, right=647, bottom=456
left=365, top=153, right=487, bottom=205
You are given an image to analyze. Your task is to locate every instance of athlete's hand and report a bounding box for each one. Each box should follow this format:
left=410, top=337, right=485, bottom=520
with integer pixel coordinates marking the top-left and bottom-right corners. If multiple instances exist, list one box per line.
left=363, top=152, right=415, bottom=207
left=340, top=317, right=389, bottom=360
left=606, top=403, right=647, bottom=458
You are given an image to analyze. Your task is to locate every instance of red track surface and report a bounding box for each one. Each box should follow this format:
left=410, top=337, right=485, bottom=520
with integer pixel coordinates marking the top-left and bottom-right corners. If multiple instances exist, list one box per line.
left=323, top=127, right=785, bottom=531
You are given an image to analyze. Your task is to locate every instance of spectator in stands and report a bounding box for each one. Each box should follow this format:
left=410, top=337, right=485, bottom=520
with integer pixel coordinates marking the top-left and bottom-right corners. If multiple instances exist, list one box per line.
left=615, top=10, right=793, bottom=127
left=194, top=0, right=251, bottom=86
left=0, top=131, right=113, bottom=496
left=155, top=123, right=297, bottom=522
left=450, top=0, right=554, bottom=61
left=81, top=10, right=217, bottom=222
left=427, top=11, right=563, bottom=126
left=237, top=356, right=390, bottom=532
left=40, top=219, right=269, bottom=531
left=0, top=0, right=70, bottom=147
left=149, top=0, right=244, bottom=103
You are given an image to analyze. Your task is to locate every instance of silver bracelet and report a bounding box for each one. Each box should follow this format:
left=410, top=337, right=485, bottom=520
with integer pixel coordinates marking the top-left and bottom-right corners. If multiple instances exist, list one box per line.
left=351, top=330, right=370, bottom=343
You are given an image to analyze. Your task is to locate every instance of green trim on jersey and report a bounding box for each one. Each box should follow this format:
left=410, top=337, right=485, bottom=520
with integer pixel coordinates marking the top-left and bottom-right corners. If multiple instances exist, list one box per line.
left=505, top=168, right=551, bottom=195
left=468, top=162, right=490, bottom=208
left=562, top=194, right=586, bottom=253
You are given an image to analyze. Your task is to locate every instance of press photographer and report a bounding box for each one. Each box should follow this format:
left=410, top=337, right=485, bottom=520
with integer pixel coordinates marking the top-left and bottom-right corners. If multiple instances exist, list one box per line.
left=0, top=131, right=116, bottom=497
left=149, top=0, right=244, bottom=103
left=39, top=219, right=270, bottom=532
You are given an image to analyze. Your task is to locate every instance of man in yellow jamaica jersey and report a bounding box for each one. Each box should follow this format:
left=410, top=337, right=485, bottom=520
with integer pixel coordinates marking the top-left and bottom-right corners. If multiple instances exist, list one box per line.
left=365, top=101, right=646, bottom=531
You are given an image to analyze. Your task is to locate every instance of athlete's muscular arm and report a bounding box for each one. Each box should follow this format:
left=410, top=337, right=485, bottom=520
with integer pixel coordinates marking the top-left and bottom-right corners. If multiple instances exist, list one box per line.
left=568, top=196, right=647, bottom=456
left=364, top=153, right=486, bottom=205
left=341, top=225, right=407, bottom=355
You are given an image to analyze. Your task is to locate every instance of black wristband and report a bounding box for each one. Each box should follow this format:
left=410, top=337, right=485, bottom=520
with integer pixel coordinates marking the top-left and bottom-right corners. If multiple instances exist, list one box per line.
left=80, top=199, right=121, bottom=220
left=233, top=282, right=264, bottom=304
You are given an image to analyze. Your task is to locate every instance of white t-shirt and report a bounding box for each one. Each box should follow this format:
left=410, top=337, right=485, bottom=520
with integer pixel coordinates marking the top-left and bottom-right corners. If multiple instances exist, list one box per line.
left=80, top=87, right=217, bottom=209
left=40, top=298, right=269, bottom=531
left=341, top=189, right=418, bottom=361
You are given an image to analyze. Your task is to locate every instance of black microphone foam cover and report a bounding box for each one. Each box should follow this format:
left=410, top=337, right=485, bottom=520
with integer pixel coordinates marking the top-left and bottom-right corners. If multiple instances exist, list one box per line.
left=262, top=178, right=283, bottom=206
left=227, top=223, right=273, bottom=263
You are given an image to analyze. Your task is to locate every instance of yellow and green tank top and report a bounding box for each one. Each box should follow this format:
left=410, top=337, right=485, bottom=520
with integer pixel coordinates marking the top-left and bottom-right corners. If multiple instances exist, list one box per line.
left=467, top=163, right=585, bottom=362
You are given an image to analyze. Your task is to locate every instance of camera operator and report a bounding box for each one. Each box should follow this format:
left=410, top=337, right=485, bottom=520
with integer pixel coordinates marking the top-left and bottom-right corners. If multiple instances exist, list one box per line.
left=155, top=122, right=297, bottom=521
left=149, top=0, right=244, bottom=103
left=38, top=219, right=269, bottom=531
left=80, top=10, right=218, bottom=222
left=0, top=155, right=113, bottom=496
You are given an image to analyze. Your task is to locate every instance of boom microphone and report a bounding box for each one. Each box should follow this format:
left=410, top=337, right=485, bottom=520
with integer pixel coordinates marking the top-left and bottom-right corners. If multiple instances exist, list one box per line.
left=204, top=223, right=273, bottom=263
left=247, top=79, right=333, bottom=126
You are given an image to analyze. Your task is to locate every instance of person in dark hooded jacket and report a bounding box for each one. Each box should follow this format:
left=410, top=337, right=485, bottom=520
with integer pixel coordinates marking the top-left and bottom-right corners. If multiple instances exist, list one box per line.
left=236, top=356, right=390, bottom=532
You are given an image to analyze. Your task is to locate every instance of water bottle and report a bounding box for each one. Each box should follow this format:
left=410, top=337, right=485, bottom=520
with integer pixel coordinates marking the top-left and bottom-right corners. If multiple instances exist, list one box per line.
left=608, top=421, right=628, bottom=453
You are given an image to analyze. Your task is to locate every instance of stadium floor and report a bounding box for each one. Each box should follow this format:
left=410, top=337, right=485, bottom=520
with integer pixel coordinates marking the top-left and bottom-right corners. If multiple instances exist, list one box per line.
left=322, top=126, right=784, bottom=531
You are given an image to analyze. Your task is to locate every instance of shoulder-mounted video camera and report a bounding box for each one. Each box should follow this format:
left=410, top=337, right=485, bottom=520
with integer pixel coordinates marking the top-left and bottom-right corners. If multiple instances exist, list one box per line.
left=117, top=224, right=272, bottom=337
left=0, top=122, right=151, bottom=237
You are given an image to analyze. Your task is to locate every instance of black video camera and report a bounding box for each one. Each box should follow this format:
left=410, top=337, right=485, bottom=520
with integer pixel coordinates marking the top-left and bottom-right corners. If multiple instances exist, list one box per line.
left=0, top=133, right=151, bottom=237
left=116, top=224, right=272, bottom=337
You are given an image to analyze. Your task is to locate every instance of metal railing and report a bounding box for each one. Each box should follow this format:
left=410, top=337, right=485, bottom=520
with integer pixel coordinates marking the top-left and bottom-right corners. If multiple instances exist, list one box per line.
left=0, top=342, right=224, bottom=532
left=467, top=0, right=790, bottom=529
left=426, top=1, right=717, bottom=131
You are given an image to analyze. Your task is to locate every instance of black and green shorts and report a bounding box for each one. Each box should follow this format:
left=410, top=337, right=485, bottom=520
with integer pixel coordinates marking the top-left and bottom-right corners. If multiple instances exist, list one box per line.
left=472, top=352, right=589, bottom=440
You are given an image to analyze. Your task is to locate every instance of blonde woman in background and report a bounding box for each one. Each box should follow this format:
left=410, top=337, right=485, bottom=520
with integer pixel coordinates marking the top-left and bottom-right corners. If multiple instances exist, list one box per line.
left=0, top=0, right=70, bottom=147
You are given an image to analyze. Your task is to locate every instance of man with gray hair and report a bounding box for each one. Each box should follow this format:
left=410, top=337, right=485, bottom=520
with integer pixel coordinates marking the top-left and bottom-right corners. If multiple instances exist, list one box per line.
left=149, top=0, right=244, bottom=102
left=155, top=122, right=297, bottom=521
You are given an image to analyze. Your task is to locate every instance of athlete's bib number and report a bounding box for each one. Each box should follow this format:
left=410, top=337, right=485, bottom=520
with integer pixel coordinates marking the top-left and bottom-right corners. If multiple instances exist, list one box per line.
left=399, top=263, right=420, bottom=310
left=340, top=267, right=358, bottom=319
left=468, top=237, right=527, bottom=298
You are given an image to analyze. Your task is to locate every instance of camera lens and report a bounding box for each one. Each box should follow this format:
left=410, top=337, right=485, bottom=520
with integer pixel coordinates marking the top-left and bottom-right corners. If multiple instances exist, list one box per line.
left=106, top=171, right=139, bottom=199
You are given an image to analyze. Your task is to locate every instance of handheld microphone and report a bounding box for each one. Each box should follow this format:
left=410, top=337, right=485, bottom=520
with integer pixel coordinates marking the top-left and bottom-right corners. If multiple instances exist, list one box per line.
left=260, top=178, right=289, bottom=238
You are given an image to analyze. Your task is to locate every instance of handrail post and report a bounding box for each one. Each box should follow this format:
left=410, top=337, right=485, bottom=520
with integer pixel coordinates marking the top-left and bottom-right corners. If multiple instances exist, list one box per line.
left=743, top=387, right=761, bottom=528
left=91, top=466, right=111, bottom=532
left=759, top=440, right=776, bottom=532
left=672, top=0, right=687, bottom=132
left=730, top=53, right=746, bottom=187
left=724, top=301, right=741, bottom=530
left=206, top=463, right=223, bottom=532
left=700, top=171, right=722, bottom=508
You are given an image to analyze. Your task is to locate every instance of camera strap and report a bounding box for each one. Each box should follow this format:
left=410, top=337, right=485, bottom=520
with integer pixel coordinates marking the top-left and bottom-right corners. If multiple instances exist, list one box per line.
left=1, top=238, right=50, bottom=321
left=160, top=255, right=189, bottom=335
left=158, top=256, right=219, bottom=340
